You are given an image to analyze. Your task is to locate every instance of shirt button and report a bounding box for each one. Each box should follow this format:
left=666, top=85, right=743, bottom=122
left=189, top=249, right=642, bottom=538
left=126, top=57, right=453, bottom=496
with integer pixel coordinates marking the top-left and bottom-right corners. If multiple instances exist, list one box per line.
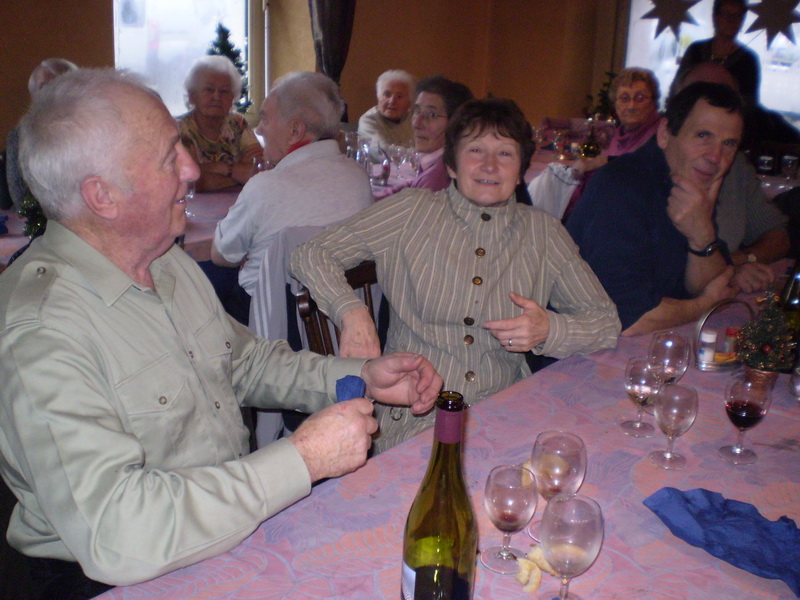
left=464, top=335, right=474, bottom=345
left=481, top=213, right=491, bottom=221
left=214, top=401, right=221, bottom=409
left=225, top=341, right=231, bottom=349
left=472, top=276, right=483, bottom=286
left=465, top=371, right=476, bottom=382
left=159, top=396, right=167, bottom=405
left=475, top=248, right=486, bottom=257
left=188, top=350, right=194, bottom=359
left=36, top=266, right=47, bottom=275
left=463, top=316, right=475, bottom=326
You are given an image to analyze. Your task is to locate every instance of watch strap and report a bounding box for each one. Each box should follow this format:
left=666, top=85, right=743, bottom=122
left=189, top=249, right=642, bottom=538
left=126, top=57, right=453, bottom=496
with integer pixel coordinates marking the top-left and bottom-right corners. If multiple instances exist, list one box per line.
left=688, top=240, right=721, bottom=257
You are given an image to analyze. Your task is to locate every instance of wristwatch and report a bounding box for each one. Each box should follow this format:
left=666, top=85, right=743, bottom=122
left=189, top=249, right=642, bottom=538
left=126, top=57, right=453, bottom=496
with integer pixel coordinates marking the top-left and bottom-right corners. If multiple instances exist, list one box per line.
left=687, top=240, right=721, bottom=257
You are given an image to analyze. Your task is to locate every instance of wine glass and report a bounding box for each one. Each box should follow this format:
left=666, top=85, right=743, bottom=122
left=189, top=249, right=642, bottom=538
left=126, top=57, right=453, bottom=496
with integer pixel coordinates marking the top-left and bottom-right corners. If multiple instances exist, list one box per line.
left=647, top=331, right=690, bottom=386
left=527, top=431, right=586, bottom=540
left=649, top=383, right=698, bottom=470
left=621, top=358, right=657, bottom=437
left=718, top=370, right=773, bottom=465
left=480, top=464, right=538, bottom=574
left=540, top=494, right=604, bottom=600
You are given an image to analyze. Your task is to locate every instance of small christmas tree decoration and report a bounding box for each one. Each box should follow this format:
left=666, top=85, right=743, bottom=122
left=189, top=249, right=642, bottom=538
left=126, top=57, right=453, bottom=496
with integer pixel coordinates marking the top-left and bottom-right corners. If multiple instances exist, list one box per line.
left=208, top=23, right=251, bottom=113
left=736, top=290, right=796, bottom=372
left=18, top=189, right=47, bottom=239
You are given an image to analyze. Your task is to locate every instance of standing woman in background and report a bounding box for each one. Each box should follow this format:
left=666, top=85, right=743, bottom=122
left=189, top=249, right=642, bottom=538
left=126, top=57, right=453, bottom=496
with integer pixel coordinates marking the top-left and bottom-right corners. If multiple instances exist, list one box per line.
left=177, top=55, right=262, bottom=192
left=676, top=0, right=759, bottom=107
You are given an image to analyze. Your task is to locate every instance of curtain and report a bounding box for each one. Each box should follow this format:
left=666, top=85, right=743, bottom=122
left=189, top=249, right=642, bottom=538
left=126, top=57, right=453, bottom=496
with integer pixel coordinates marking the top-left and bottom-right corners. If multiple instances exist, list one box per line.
left=307, top=0, right=357, bottom=85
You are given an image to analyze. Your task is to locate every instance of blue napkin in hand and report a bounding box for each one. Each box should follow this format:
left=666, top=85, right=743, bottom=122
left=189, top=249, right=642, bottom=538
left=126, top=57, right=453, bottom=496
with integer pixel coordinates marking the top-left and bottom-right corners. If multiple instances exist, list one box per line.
left=335, top=375, right=366, bottom=402
left=644, top=487, right=800, bottom=596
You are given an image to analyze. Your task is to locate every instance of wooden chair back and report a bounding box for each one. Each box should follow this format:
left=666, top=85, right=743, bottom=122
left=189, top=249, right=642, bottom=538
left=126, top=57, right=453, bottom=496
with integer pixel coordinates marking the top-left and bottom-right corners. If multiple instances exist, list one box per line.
left=296, top=260, right=378, bottom=355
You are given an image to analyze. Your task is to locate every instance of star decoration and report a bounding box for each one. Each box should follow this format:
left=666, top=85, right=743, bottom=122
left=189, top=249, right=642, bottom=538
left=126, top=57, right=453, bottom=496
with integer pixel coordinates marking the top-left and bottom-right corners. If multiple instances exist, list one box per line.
left=641, top=0, right=702, bottom=39
left=746, top=0, right=800, bottom=48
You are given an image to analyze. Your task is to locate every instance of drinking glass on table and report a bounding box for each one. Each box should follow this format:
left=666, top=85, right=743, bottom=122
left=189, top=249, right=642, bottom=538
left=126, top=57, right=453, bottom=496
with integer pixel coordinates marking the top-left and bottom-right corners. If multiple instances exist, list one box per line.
left=718, top=369, right=772, bottom=465
left=647, top=331, right=689, bottom=386
left=527, top=431, right=586, bottom=540
left=540, top=494, right=604, bottom=600
left=649, top=383, right=698, bottom=470
left=621, top=358, right=657, bottom=437
left=480, top=464, right=538, bottom=574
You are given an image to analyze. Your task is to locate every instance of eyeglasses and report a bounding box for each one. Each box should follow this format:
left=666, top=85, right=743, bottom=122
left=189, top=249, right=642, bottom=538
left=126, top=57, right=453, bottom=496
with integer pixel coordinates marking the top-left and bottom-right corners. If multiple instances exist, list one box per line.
left=412, top=106, right=447, bottom=120
left=616, top=94, right=652, bottom=105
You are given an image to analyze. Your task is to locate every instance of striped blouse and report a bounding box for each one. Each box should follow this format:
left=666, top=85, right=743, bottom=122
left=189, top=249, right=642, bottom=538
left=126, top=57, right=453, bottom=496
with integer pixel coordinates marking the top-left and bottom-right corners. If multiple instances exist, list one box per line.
left=290, top=183, right=620, bottom=451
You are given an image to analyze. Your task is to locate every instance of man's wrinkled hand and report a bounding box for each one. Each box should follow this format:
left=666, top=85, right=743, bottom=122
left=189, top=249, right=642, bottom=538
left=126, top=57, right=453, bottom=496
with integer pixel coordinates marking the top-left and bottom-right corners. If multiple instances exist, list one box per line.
left=733, top=262, right=774, bottom=293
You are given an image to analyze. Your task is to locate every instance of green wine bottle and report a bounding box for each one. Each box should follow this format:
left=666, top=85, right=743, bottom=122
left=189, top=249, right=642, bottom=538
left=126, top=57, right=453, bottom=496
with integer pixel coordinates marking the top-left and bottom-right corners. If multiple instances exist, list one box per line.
left=401, top=391, right=477, bottom=600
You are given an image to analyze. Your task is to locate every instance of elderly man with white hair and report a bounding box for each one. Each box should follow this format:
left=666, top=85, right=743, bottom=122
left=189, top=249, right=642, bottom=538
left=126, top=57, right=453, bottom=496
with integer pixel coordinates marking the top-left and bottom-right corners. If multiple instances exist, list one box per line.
left=357, top=69, right=415, bottom=147
left=211, top=71, right=373, bottom=297
left=0, top=68, right=441, bottom=599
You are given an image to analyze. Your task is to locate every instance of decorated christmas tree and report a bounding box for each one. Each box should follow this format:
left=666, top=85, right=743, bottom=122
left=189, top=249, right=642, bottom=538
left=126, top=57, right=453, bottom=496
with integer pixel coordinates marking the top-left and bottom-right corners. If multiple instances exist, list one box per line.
left=19, top=188, right=46, bottom=239
left=736, top=290, right=796, bottom=372
left=208, top=23, right=251, bottom=113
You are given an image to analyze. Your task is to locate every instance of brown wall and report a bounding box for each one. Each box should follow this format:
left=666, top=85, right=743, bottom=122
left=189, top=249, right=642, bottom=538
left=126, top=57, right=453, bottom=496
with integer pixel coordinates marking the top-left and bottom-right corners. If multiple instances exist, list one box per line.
left=0, top=0, right=114, bottom=143
left=0, top=0, right=621, bottom=145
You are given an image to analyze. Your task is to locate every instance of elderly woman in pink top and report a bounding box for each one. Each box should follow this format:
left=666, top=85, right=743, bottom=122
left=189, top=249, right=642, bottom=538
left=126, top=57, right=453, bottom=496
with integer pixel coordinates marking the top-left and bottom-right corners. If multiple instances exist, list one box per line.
left=607, top=67, right=662, bottom=157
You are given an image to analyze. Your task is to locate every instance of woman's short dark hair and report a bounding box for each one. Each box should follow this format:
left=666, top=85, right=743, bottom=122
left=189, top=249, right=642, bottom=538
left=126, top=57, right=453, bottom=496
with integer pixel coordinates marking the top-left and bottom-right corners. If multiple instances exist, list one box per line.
left=664, top=81, right=743, bottom=136
left=713, top=0, right=746, bottom=16
left=415, top=75, right=474, bottom=118
left=443, top=98, right=535, bottom=183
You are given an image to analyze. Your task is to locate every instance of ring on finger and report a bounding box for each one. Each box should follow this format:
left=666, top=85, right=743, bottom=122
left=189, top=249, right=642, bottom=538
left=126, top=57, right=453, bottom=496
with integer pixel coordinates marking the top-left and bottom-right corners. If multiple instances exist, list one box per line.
left=508, top=339, right=513, bottom=347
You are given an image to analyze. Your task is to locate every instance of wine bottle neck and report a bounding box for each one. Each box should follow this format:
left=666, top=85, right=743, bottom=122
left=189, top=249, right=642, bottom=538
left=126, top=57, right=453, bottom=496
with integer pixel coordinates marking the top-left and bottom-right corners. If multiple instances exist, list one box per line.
left=433, top=405, right=463, bottom=444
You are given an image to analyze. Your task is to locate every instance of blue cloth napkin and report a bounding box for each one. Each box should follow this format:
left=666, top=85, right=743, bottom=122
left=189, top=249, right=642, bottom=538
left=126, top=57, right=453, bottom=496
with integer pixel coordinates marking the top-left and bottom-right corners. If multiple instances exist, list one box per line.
left=335, top=375, right=366, bottom=402
left=644, top=487, right=800, bottom=596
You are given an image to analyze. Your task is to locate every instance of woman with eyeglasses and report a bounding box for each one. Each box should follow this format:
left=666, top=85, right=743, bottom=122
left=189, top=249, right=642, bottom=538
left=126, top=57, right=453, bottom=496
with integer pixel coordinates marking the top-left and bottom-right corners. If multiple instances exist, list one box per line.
left=607, top=67, right=662, bottom=157
left=372, top=75, right=474, bottom=199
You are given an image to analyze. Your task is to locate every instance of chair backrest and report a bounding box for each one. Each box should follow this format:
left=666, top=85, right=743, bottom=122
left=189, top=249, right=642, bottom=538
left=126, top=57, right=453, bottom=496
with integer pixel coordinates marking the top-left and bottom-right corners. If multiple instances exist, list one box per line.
left=296, top=260, right=378, bottom=355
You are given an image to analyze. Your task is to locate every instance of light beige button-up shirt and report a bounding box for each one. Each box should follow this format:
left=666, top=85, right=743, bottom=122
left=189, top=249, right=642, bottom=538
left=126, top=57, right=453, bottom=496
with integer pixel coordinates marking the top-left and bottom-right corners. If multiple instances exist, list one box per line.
left=0, top=222, right=364, bottom=585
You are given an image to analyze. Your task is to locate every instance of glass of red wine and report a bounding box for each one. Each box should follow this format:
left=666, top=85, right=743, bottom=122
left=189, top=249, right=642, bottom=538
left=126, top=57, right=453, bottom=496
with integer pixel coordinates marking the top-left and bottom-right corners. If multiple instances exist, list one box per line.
left=719, top=370, right=772, bottom=465
left=480, top=464, right=538, bottom=574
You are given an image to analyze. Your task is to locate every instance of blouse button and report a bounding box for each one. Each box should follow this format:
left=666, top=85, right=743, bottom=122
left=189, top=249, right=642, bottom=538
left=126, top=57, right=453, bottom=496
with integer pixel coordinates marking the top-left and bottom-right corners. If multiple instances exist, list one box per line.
left=472, top=276, right=483, bottom=286
left=465, top=371, right=476, bottom=382
left=481, top=213, right=491, bottom=221
left=475, top=248, right=485, bottom=257
left=463, top=316, right=475, bottom=326
left=464, top=335, right=474, bottom=345
left=36, top=266, right=46, bottom=276
left=158, top=396, right=167, bottom=405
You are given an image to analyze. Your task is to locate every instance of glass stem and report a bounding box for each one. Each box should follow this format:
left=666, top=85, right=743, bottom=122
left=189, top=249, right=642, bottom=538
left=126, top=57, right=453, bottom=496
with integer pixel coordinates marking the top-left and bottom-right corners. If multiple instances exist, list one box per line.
left=498, top=532, right=513, bottom=559
left=733, top=429, right=748, bottom=453
left=635, top=404, right=644, bottom=425
left=664, top=436, right=676, bottom=457
left=559, top=576, right=571, bottom=600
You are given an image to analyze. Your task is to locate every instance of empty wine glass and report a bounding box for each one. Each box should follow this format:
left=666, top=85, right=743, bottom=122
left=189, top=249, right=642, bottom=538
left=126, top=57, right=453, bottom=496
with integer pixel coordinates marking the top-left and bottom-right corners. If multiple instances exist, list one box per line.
left=719, top=370, right=773, bottom=465
left=480, top=464, right=538, bottom=574
left=540, top=494, right=604, bottom=600
left=621, top=358, right=657, bottom=437
left=649, top=383, right=698, bottom=470
left=647, top=331, right=689, bottom=386
left=527, top=431, right=586, bottom=541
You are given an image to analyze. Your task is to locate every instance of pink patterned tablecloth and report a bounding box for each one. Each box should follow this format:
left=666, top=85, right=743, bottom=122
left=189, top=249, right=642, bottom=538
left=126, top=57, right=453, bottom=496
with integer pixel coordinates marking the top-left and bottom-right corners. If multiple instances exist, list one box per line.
left=98, top=311, right=800, bottom=600
left=0, top=190, right=238, bottom=267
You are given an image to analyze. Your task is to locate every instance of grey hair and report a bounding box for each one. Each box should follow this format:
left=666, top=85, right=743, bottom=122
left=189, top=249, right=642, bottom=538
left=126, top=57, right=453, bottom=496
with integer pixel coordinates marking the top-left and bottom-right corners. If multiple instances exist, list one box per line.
left=269, top=71, right=344, bottom=138
left=610, top=67, right=661, bottom=104
left=19, top=68, right=150, bottom=222
left=183, top=55, right=242, bottom=109
left=375, top=69, right=415, bottom=96
left=27, top=57, right=78, bottom=98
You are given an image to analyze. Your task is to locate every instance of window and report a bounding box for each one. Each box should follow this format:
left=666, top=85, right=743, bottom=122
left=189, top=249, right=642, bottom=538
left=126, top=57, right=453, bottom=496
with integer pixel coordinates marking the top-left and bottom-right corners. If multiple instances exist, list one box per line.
left=626, top=0, right=800, bottom=125
left=114, top=0, right=250, bottom=117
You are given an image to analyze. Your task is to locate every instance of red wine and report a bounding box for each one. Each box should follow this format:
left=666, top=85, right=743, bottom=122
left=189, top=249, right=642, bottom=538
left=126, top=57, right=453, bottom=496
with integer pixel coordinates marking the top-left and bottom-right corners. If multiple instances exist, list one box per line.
left=493, top=510, right=527, bottom=533
left=725, top=400, right=765, bottom=430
